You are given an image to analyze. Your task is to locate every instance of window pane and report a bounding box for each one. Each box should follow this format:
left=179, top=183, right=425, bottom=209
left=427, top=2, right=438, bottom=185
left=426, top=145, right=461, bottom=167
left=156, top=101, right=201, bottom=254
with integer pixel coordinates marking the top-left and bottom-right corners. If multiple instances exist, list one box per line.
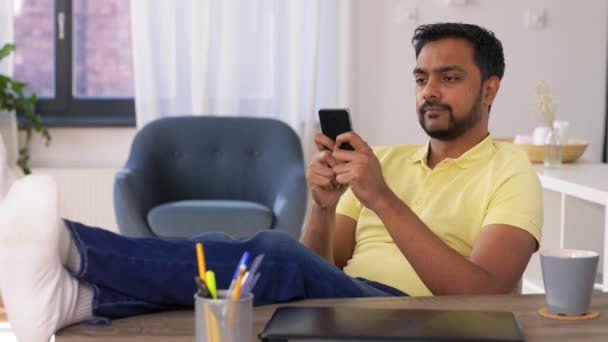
left=73, top=0, right=133, bottom=98
left=13, top=0, right=55, bottom=98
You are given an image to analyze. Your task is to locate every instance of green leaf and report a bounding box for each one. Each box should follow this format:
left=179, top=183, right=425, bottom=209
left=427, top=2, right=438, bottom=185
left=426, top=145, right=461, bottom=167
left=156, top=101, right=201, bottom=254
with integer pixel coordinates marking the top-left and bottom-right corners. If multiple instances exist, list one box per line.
left=0, top=44, right=15, bottom=61
left=0, top=42, right=51, bottom=173
left=17, top=146, right=31, bottom=175
left=11, top=81, right=25, bottom=93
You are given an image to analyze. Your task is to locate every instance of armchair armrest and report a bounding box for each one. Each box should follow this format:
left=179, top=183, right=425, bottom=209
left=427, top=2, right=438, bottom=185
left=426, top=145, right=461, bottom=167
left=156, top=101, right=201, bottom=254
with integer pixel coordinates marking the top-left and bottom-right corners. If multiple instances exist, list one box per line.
left=113, top=167, right=158, bottom=237
left=270, top=166, right=308, bottom=239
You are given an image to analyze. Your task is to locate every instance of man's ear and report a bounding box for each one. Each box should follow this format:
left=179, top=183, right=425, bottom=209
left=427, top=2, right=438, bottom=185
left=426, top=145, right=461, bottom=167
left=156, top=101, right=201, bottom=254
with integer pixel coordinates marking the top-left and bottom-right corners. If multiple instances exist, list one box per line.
left=483, top=76, right=501, bottom=109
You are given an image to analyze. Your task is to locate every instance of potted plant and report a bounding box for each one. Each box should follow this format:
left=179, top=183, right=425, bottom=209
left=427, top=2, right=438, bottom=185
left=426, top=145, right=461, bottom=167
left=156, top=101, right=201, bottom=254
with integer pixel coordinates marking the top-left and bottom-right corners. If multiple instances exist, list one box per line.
left=0, top=43, right=51, bottom=174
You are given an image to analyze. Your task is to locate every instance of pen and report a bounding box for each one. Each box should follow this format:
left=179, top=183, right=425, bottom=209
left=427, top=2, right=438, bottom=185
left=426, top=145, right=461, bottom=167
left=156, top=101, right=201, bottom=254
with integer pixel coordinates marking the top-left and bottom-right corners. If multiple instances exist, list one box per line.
left=207, top=309, right=220, bottom=342
left=239, top=254, right=264, bottom=296
left=195, top=242, right=207, bottom=282
left=228, top=251, right=250, bottom=293
left=249, top=273, right=261, bottom=292
left=231, top=265, right=247, bottom=301
left=245, top=254, right=264, bottom=284
left=205, top=270, right=218, bottom=299
left=240, top=271, right=250, bottom=291
left=233, top=251, right=250, bottom=279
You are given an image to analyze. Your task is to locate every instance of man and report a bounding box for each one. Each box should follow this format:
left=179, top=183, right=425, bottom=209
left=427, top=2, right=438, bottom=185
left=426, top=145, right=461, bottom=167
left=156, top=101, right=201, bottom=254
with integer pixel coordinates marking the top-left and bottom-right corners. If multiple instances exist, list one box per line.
left=304, top=22, right=541, bottom=297
left=0, top=23, right=541, bottom=342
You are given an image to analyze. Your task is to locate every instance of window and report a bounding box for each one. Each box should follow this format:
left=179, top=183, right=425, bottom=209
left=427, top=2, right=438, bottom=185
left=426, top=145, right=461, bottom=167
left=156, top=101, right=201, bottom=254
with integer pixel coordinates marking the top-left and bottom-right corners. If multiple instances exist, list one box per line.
left=13, top=0, right=135, bottom=126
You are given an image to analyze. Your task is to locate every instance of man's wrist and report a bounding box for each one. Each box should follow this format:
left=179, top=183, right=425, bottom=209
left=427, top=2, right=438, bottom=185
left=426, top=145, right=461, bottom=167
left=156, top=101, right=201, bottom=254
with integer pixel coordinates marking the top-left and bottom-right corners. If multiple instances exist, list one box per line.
left=312, top=202, right=338, bottom=214
left=371, top=191, right=404, bottom=217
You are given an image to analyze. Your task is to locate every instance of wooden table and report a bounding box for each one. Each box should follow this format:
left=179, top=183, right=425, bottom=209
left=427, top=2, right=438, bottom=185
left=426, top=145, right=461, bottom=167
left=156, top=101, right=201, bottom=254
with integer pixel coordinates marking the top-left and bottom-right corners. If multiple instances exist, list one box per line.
left=54, top=293, right=608, bottom=341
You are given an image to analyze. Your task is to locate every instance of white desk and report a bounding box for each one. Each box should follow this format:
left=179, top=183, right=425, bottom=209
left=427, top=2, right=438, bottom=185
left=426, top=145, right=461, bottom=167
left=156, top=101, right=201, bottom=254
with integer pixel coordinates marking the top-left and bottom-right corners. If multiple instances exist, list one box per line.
left=536, top=164, right=608, bottom=209
left=530, top=163, right=608, bottom=292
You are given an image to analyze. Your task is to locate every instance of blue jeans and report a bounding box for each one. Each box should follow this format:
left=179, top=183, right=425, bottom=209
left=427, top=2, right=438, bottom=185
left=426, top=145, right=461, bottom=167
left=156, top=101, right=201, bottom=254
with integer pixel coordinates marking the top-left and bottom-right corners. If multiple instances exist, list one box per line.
left=64, top=220, right=406, bottom=323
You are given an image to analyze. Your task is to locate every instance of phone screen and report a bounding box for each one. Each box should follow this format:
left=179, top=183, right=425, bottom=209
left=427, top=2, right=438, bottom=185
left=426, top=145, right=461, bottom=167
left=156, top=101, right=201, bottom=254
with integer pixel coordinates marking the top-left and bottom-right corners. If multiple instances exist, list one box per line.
left=318, top=108, right=354, bottom=150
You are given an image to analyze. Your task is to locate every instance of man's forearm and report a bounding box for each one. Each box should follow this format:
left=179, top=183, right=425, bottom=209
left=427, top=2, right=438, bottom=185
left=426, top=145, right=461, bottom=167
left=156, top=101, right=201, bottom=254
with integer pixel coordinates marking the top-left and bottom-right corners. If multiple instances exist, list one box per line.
left=299, top=204, right=336, bottom=263
left=373, top=195, right=498, bottom=295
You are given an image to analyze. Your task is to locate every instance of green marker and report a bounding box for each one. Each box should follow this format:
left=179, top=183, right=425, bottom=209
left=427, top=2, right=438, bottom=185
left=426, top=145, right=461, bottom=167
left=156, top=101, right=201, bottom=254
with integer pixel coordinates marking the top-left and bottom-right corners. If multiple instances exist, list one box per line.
left=205, top=270, right=218, bottom=299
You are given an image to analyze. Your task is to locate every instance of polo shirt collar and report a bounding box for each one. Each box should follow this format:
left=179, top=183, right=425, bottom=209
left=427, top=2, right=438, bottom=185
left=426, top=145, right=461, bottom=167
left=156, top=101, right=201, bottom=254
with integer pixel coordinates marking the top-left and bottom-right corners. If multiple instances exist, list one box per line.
left=408, top=141, right=431, bottom=165
left=408, top=135, right=496, bottom=169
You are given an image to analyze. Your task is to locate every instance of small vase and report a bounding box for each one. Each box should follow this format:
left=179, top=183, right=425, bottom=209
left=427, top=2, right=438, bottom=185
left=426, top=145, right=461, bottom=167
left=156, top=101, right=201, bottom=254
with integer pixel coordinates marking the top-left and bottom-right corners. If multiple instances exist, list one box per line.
left=543, top=126, right=562, bottom=169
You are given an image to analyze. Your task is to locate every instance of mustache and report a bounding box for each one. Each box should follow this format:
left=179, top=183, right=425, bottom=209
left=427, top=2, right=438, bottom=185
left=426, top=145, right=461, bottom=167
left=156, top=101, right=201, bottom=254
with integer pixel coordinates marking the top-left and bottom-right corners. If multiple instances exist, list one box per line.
left=418, top=100, right=452, bottom=115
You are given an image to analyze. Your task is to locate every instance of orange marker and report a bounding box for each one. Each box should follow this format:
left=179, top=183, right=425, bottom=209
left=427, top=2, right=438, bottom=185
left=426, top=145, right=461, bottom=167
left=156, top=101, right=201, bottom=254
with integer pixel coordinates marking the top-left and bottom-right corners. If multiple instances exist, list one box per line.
left=196, top=243, right=207, bottom=282
left=231, top=265, right=247, bottom=301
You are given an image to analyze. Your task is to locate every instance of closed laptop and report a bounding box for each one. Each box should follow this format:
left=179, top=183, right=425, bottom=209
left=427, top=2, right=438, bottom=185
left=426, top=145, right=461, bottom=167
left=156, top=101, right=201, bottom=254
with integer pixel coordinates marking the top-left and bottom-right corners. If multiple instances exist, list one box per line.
left=259, top=306, right=525, bottom=341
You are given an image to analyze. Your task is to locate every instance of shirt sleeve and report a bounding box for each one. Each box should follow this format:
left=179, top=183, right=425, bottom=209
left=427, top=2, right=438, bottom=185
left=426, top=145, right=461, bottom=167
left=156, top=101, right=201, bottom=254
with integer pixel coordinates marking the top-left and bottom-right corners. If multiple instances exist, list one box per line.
left=482, top=168, right=543, bottom=249
left=335, top=187, right=363, bottom=221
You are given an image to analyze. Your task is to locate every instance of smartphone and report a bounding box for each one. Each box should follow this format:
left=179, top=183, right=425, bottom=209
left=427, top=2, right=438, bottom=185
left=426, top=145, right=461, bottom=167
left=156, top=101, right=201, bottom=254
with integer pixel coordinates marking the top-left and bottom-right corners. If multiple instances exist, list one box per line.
left=318, top=108, right=354, bottom=150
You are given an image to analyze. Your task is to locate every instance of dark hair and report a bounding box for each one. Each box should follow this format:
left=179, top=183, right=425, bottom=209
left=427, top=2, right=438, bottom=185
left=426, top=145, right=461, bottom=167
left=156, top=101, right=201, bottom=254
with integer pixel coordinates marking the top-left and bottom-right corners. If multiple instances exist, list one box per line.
left=412, top=23, right=505, bottom=81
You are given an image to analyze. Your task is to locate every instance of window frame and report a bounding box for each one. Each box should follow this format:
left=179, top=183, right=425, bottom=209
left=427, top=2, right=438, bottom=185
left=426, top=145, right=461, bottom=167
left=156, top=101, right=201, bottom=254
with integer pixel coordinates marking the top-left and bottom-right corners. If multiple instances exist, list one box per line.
left=605, top=39, right=608, bottom=163
left=24, top=0, right=135, bottom=127
left=604, top=45, right=608, bottom=162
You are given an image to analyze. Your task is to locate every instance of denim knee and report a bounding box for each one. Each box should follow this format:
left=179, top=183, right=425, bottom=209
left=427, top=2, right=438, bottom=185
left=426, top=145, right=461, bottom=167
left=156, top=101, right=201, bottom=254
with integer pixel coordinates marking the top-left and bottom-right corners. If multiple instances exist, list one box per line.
left=191, top=231, right=235, bottom=242
left=247, top=230, right=304, bottom=260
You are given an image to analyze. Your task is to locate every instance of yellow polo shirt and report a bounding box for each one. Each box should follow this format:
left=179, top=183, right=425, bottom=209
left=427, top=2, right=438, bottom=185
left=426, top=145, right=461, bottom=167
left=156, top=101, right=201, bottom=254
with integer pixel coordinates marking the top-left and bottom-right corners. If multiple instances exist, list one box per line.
left=337, top=135, right=542, bottom=296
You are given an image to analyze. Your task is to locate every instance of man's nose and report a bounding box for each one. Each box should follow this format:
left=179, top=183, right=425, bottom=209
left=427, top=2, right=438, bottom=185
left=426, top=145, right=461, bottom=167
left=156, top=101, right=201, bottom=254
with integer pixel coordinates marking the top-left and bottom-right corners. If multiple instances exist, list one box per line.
left=420, top=77, right=440, bottom=101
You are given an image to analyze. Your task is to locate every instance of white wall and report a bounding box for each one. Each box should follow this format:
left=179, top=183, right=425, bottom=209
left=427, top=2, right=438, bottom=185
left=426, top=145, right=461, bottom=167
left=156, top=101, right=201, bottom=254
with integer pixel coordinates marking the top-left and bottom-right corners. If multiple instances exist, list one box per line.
left=28, top=0, right=608, bottom=167
left=351, top=0, right=608, bottom=161
left=27, top=128, right=133, bottom=233
left=29, top=127, right=135, bottom=168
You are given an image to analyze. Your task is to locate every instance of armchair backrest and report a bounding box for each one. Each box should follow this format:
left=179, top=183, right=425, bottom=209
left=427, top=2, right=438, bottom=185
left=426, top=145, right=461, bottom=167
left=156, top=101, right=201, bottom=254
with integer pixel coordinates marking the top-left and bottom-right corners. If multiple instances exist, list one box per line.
left=125, top=116, right=304, bottom=208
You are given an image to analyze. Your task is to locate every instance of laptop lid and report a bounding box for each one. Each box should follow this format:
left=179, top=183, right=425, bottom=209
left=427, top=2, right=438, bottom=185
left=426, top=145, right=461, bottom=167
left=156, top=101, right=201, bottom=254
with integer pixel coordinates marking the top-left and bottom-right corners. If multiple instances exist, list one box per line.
left=259, top=306, right=525, bottom=341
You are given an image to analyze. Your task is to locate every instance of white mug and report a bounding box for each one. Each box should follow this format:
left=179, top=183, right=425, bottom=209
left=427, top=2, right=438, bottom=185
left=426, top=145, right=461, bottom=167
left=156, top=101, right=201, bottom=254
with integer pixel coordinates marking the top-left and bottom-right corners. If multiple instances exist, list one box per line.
left=533, top=126, right=551, bottom=145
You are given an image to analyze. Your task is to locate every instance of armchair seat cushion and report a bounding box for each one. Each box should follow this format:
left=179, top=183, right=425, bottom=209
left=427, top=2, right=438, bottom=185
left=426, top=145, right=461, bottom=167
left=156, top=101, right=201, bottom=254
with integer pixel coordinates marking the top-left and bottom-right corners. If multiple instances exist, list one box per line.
left=148, top=200, right=274, bottom=239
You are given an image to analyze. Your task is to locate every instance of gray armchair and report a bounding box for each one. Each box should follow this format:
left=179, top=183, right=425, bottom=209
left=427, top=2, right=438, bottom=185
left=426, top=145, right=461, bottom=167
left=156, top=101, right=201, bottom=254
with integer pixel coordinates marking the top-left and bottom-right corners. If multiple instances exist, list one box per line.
left=114, top=116, right=307, bottom=239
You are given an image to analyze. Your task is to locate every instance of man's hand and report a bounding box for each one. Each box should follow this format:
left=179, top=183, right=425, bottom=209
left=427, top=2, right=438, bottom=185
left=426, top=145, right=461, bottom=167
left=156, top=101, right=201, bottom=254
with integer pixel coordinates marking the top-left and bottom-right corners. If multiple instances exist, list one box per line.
left=332, top=132, right=395, bottom=212
left=307, top=133, right=348, bottom=209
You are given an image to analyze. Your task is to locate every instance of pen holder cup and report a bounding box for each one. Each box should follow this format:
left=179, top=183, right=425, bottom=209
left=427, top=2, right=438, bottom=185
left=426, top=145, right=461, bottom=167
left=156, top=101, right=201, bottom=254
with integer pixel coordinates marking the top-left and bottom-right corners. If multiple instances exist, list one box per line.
left=195, top=290, right=253, bottom=342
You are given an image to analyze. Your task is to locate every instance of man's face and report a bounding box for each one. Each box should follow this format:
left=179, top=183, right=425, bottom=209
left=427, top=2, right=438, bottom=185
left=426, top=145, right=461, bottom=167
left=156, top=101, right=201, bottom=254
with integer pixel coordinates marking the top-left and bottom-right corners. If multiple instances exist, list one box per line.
left=413, top=38, right=486, bottom=141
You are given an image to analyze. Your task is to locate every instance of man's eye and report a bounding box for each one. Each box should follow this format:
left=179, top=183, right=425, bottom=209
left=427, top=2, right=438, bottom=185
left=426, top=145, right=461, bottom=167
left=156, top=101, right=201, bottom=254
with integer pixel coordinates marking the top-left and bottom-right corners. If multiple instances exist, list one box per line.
left=444, top=76, right=460, bottom=82
left=415, top=78, right=427, bottom=85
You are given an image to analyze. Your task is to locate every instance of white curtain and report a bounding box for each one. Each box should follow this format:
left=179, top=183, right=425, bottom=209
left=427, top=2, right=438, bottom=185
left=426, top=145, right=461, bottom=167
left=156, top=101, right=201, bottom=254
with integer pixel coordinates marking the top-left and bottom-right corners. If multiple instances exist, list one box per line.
left=0, top=0, right=12, bottom=75
left=130, top=0, right=352, bottom=160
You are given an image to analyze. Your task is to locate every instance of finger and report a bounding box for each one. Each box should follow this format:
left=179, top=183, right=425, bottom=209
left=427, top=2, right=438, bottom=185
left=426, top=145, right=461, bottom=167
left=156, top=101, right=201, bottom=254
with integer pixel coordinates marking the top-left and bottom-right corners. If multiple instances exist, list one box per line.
left=315, top=150, right=338, bottom=168
left=335, top=132, right=371, bottom=153
left=307, top=173, right=335, bottom=188
left=333, top=148, right=371, bottom=164
left=309, top=162, right=336, bottom=178
left=308, top=167, right=341, bottom=190
left=314, top=133, right=336, bottom=152
left=335, top=172, right=353, bottom=185
left=311, top=149, right=332, bottom=165
left=332, top=162, right=351, bottom=175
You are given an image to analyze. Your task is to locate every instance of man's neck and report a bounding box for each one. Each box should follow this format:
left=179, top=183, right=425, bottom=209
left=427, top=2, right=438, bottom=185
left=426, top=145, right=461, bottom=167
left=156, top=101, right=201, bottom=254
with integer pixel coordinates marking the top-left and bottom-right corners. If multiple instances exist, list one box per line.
left=427, top=129, right=489, bottom=169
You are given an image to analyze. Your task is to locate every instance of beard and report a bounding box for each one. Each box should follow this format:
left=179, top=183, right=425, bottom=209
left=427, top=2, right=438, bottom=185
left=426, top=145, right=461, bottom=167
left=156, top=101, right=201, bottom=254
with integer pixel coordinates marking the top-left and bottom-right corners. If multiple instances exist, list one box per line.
left=417, top=91, right=484, bottom=141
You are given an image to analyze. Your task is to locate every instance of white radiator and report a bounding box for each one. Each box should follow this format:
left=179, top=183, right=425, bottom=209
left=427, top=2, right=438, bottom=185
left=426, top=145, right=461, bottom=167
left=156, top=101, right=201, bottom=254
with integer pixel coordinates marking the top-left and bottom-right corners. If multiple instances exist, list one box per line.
left=32, top=168, right=119, bottom=233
